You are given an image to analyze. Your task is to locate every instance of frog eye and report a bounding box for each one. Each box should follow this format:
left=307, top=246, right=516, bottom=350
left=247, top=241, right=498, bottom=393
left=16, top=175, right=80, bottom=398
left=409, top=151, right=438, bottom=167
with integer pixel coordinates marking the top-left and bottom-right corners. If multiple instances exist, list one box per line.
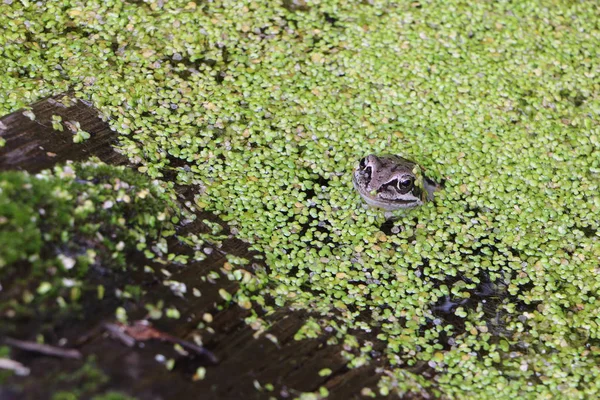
left=396, top=177, right=414, bottom=192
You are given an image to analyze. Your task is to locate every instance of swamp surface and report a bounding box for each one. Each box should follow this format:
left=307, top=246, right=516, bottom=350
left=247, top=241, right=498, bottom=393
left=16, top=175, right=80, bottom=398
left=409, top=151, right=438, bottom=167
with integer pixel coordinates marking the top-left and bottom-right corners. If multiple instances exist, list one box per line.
left=0, top=1, right=599, bottom=399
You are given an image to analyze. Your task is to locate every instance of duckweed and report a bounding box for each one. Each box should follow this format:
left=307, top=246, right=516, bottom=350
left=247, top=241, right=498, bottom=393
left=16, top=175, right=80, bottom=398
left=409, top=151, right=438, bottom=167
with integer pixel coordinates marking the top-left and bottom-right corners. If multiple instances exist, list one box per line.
left=1, top=0, right=600, bottom=398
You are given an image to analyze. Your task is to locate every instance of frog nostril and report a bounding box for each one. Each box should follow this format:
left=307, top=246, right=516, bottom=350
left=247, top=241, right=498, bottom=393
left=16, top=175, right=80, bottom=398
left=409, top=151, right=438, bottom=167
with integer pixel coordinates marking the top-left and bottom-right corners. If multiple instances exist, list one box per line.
left=363, top=166, right=372, bottom=182
left=358, top=157, right=367, bottom=170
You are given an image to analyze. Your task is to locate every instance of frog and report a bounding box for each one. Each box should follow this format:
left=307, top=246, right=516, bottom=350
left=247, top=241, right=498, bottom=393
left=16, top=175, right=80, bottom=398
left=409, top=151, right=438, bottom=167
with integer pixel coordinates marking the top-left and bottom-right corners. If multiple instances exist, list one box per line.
left=352, top=154, right=438, bottom=210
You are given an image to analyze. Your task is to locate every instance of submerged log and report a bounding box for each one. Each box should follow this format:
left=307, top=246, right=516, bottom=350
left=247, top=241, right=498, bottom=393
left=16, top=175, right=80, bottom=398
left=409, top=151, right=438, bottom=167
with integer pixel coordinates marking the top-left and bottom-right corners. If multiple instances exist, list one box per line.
left=0, top=94, right=127, bottom=171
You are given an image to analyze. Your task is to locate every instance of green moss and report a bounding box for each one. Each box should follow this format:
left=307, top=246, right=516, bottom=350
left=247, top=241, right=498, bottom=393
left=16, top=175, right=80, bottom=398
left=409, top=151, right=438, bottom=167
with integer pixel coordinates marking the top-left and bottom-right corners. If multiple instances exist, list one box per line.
left=91, top=392, right=137, bottom=400
left=0, top=346, right=14, bottom=383
left=51, top=356, right=109, bottom=399
left=0, top=160, right=186, bottom=333
left=1, top=0, right=600, bottom=398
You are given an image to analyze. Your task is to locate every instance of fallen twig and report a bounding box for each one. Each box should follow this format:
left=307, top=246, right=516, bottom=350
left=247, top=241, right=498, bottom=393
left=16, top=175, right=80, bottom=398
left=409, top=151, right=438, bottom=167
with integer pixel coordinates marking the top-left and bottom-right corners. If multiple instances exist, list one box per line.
left=0, top=358, right=30, bottom=376
left=104, top=320, right=218, bottom=364
left=103, top=322, right=137, bottom=347
left=4, top=337, right=82, bottom=360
